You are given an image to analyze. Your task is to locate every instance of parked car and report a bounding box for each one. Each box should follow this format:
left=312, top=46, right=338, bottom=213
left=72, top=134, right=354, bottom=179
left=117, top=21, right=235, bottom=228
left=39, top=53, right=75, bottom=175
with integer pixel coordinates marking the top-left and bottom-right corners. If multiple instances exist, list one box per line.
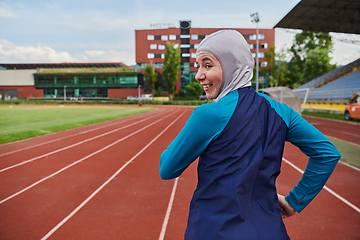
left=199, top=95, right=208, bottom=101
left=345, top=92, right=360, bottom=120
left=138, top=94, right=153, bottom=101
left=127, top=96, right=137, bottom=101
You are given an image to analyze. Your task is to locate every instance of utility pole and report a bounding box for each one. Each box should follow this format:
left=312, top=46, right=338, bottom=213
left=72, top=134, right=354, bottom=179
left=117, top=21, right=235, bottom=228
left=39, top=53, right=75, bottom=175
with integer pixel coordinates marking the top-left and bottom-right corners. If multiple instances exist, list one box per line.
left=251, top=13, right=260, bottom=91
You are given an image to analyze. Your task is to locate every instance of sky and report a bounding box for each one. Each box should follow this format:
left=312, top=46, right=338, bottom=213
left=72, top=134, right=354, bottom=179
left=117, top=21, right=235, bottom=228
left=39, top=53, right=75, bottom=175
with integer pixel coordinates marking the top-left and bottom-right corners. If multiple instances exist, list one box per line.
left=1, top=0, right=359, bottom=66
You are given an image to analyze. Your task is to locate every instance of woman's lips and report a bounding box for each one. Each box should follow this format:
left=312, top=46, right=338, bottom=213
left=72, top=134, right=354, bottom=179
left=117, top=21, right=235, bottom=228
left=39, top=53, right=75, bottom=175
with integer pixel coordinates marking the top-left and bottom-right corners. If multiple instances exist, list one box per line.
left=203, top=84, right=212, bottom=91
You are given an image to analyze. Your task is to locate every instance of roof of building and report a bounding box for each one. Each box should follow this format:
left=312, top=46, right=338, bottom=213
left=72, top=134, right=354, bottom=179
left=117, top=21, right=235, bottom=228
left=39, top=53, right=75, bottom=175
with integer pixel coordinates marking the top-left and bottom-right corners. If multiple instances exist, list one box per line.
left=274, top=0, right=360, bottom=34
left=0, top=62, right=134, bottom=70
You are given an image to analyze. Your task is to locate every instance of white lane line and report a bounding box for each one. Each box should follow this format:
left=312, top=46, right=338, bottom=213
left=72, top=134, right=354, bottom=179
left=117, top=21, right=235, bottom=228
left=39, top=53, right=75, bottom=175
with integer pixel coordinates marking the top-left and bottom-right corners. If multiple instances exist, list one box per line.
left=0, top=110, right=180, bottom=205
left=0, top=110, right=170, bottom=173
left=0, top=109, right=165, bottom=157
left=338, top=161, right=360, bottom=172
left=282, top=157, right=360, bottom=214
left=326, top=135, right=360, bottom=147
left=159, top=177, right=179, bottom=240
left=41, top=110, right=187, bottom=240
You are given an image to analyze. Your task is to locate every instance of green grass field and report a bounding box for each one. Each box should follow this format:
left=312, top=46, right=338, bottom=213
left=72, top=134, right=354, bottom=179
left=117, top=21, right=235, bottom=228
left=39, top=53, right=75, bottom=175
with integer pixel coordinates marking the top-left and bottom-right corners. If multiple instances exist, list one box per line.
left=328, top=137, right=360, bottom=169
left=302, top=109, right=360, bottom=123
left=0, top=106, right=153, bottom=144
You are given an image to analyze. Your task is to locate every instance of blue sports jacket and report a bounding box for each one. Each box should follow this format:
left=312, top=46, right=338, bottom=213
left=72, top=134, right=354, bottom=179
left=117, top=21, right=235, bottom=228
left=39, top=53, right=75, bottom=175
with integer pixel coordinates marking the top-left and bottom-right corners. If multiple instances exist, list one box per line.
left=160, top=87, right=341, bottom=240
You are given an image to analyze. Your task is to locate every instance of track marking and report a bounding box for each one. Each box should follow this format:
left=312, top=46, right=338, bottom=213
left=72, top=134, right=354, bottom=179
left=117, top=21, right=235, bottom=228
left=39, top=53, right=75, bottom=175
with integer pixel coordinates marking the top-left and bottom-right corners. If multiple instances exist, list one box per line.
left=0, top=109, right=165, bottom=157
left=326, top=135, right=360, bottom=147
left=0, top=110, right=180, bottom=204
left=159, top=177, right=179, bottom=240
left=0, top=110, right=170, bottom=173
left=41, top=110, right=187, bottom=240
left=338, top=161, right=360, bottom=172
left=282, top=157, right=360, bottom=214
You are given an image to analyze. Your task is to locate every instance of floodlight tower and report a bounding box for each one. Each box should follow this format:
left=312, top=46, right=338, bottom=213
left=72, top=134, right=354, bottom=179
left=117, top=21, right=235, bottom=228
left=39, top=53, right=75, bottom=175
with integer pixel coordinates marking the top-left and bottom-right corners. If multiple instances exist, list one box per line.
left=251, top=13, right=260, bottom=91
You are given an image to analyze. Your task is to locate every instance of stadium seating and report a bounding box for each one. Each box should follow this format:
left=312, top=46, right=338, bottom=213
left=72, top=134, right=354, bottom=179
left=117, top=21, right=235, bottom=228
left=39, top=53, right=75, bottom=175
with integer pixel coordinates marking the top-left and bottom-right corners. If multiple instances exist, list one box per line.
left=295, top=58, right=360, bottom=102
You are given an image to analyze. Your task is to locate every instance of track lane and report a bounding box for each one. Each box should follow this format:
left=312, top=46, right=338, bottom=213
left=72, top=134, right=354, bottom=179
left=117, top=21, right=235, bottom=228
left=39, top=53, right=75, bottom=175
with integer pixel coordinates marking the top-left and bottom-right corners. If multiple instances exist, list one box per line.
left=0, top=109, right=178, bottom=203
left=303, top=116, right=360, bottom=145
left=0, top=107, right=188, bottom=239
left=0, top=106, right=359, bottom=239
left=0, top=109, right=166, bottom=170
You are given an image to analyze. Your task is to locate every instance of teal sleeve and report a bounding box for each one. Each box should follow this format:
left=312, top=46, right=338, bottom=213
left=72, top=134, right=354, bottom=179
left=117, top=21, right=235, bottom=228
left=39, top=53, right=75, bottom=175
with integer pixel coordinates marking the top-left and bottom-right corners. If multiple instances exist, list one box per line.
left=257, top=92, right=341, bottom=213
left=159, top=91, right=238, bottom=180
left=284, top=110, right=341, bottom=212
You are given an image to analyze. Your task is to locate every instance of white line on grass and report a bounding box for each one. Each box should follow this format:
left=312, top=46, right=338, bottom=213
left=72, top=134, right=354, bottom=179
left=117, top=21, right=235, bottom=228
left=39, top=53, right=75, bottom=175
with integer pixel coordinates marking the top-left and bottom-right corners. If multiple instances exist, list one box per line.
left=0, top=109, right=165, bottom=157
left=159, top=177, right=179, bottom=240
left=0, top=110, right=168, bottom=173
left=282, top=157, right=360, bottom=214
left=41, top=110, right=187, bottom=240
left=0, top=110, right=179, bottom=205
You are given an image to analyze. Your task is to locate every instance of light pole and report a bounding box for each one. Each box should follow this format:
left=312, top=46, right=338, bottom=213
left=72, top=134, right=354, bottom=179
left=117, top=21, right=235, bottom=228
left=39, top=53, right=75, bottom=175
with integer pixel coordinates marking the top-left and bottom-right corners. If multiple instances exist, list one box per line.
left=64, top=85, right=66, bottom=101
left=251, top=12, right=260, bottom=91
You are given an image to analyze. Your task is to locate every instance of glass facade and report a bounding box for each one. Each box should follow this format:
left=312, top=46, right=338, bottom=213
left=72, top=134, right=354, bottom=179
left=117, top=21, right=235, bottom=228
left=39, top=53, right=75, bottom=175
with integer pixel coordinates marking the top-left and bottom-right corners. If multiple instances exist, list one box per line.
left=35, top=73, right=138, bottom=98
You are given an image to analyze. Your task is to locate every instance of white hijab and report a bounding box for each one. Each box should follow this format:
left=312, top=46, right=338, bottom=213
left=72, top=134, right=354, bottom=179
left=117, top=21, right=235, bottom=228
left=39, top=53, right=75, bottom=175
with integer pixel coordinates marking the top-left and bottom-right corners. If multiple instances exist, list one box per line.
left=196, top=30, right=254, bottom=102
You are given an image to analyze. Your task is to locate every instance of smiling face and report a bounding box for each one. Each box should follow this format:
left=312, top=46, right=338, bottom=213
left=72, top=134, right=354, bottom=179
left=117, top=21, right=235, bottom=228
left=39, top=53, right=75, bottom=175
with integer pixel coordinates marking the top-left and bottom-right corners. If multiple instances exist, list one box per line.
left=195, top=51, right=223, bottom=100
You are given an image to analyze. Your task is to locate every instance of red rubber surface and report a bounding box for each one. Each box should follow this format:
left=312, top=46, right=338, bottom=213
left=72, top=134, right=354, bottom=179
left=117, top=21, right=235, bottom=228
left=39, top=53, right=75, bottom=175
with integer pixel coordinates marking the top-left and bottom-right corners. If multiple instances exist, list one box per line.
left=0, top=107, right=359, bottom=239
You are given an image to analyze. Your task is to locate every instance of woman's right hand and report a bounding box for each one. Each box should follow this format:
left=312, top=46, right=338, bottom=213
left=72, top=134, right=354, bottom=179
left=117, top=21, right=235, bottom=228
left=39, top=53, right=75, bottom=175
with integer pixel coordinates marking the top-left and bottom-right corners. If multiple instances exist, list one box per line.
left=277, top=194, right=296, bottom=219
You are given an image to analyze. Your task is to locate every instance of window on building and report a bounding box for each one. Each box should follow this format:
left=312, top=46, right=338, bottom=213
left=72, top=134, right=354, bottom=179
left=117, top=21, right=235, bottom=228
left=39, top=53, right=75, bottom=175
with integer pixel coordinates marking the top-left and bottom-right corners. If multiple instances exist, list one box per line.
left=260, top=61, right=268, bottom=67
left=194, top=62, right=198, bottom=68
left=180, top=44, right=191, bottom=48
left=169, top=34, right=176, bottom=40
left=174, top=44, right=179, bottom=49
left=251, top=52, right=265, bottom=58
left=147, top=53, right=154, bottom=59
left=158, top=44, right=165, bottom=50
left=249, top=34, right=265, bottom=40
left=161, top=54, right=165, bottom=59
left=147, top=35, right=154, bottom=40
left=161, top=35, right=168, bottom=41
left=194, top=43, right=199, bottom=49
left=182, top=53, right=190, bottom=57
left=249, top=44, right=254, bottom=49
left=191, top=34, right=198, bottom=40
left=191, top=53, right=196, bottom=58
left=150, top=44, right=157, bottom=50
left=180, top=35, right=190, bottom=38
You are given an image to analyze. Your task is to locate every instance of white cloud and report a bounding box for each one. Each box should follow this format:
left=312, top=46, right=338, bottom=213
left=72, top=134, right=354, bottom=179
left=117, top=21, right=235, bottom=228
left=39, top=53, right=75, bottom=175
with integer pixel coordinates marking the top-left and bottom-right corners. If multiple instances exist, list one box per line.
left=0, top=39, right=135, bottom=65
left=76, top=50, right=135, bottom=65
left=0, top=2, right=17, bottom=18
left=0, top=40, right=76, bottom=63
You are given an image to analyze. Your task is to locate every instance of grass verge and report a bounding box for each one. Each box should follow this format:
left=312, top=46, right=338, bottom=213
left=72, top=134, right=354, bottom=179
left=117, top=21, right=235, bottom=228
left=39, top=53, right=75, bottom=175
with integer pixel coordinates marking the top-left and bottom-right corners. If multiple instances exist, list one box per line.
left=302, top=109, right=360, bottom=123
left=0, top=106, right=153, bottom=144
left=328, top=137, right=360, bottom=169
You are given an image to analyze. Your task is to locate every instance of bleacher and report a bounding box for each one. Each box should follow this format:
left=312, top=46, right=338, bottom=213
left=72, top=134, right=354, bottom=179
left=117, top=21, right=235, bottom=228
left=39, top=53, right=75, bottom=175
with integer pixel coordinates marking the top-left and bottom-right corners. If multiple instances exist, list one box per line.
left=295, top=58, right=360, bottom=103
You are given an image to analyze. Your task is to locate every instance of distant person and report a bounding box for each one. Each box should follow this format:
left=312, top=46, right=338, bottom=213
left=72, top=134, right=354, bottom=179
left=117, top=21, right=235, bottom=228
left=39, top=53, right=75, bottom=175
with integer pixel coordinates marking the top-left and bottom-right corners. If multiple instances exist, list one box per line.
left=159, top=30, right=341, bottom=239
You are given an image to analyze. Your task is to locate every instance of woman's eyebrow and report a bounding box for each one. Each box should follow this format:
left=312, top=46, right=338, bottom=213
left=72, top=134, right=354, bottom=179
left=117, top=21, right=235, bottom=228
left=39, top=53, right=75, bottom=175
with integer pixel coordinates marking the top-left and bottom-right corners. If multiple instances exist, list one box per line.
left=201, top=57, right=212, bottom=62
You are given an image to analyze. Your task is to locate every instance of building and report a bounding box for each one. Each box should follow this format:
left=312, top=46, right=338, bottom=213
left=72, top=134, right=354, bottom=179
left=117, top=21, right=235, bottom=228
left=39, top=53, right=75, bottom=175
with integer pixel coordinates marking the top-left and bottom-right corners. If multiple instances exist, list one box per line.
left=135, top=20, right=275, bottom=92
left=0, top=63, right=144, bottom=100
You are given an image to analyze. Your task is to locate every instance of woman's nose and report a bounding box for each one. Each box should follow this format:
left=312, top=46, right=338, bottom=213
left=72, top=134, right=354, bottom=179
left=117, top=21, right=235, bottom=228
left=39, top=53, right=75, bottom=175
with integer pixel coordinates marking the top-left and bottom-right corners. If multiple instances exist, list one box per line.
left=195, top=70, right=205, bottom=82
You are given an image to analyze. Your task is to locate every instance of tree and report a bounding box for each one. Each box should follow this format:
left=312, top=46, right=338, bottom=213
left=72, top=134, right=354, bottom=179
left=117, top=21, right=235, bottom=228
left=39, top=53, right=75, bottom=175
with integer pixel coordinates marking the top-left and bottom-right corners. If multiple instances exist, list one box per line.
left=163, top=42, right=180, bottom=99
left=288, top=31, right=335, bottom=85
left=264, top=44, right=277, bottom=87
left=144, top=63, right=157, bottom=95
left=263, top=45, right=292, bottom=87
left=301, top=48, right=336, bottom=84
left=185, top=77, right=203, bottom=98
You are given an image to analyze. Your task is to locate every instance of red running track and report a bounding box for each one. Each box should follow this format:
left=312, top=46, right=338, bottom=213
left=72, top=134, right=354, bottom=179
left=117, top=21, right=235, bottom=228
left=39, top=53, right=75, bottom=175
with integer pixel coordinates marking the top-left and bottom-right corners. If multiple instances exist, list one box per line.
left=0, top=107, right=359, bottom=239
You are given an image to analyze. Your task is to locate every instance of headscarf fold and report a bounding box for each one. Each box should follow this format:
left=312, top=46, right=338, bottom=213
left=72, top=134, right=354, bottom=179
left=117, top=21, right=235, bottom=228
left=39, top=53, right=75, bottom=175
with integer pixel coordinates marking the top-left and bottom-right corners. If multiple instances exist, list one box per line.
left=196, top=30, right=254, bottom=102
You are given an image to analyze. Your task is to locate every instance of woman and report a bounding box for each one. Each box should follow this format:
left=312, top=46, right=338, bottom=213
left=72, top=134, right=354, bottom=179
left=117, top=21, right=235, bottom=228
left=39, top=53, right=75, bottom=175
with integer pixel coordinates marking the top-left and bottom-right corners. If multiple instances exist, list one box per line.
left=159, top=30, right=341, bottom=240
